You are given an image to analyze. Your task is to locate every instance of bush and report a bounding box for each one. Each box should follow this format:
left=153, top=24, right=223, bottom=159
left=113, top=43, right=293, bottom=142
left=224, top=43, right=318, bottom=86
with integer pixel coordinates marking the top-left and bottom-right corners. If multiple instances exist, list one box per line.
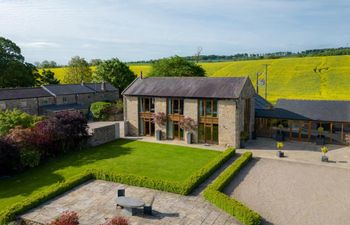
left=0, top=139, right=21, bottom=176
left=102, top=216, right=129, bottom=225
left=31, top=111, right=89, bottom=156
left=90, top=102, right=112, bottom=121
left=203, top=152, right=261, bottom=225
left=49, top=211, right=79, bottom=225
left=0, top=109, right=40, bottom=136
left=19, top=149, right=41, bottom=168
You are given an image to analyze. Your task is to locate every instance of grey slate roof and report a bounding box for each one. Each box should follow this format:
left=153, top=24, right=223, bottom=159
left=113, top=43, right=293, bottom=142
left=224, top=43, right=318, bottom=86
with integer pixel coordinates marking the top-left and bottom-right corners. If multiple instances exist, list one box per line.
left=42, top=84, right=95, bottom=96
left=255, top=94, right=273, bottom=110
left=255, top=108, right=309, bottom=121
left=122, top=77, right=248, bottom=99
left=0, top=87, right=52, bottom=100
left=85, top=83, right=118, bottom=92
left=276, top=99, right=350, bottom=122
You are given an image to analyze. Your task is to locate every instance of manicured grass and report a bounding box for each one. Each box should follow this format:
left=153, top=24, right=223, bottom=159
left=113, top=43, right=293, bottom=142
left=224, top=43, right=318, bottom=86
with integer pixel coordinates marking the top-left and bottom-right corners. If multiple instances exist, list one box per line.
left=0, top=139, right=219, bottom=214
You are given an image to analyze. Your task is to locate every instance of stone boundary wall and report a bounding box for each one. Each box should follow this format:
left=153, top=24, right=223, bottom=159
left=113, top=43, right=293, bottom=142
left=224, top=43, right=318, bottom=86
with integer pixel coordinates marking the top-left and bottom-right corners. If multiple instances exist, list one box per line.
left=88, top=122, right=123, bottom=147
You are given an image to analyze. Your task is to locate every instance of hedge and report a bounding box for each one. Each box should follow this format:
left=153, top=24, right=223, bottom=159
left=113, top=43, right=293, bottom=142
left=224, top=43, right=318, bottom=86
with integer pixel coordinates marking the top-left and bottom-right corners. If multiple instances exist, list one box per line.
left=203, top=152, right=262, bottom=225
left=0, top=147, right=236, bottom=225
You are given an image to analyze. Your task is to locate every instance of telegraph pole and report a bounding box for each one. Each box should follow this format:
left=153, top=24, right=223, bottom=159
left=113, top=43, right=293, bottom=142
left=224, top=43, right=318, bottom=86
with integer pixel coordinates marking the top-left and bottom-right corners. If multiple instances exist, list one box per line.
left=262, top=64, right=270, bottom=99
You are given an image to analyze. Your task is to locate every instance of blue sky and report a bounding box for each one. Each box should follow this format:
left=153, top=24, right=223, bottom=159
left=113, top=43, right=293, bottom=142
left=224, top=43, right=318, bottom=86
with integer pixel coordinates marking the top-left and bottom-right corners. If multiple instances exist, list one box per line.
left=1, top=0, right=350, bottom=64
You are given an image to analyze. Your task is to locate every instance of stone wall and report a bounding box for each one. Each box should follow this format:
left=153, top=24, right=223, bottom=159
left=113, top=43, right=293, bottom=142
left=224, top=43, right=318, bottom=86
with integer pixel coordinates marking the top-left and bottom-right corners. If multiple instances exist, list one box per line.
left=77, top=93, right=94, bottom=105
left=154, top=97, right=167, bottom=139
left=0, top=98, right=39, bottom=114
left=184, top=99, right=198, bottom=143
left=37, top=97, right=56, bottom=106
left=218, top=100, right=238, bottom=147
left=88, top=122, right=120, bottom=147
left=124, top=96, right=139, bottom=136
left=94, top=91, right=118, bottom=102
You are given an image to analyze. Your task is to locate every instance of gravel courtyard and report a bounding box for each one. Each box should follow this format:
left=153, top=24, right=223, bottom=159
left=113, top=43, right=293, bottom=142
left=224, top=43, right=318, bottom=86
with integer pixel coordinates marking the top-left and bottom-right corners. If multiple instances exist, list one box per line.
left=224, top=158, right=350, bottom=225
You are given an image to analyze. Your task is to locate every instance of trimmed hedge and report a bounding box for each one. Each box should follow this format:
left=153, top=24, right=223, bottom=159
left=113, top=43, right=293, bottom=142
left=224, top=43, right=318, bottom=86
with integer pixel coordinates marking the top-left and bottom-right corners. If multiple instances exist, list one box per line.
left=0, top=147, right=236, bottom=225
left=203, top=152, right=262, bottom=225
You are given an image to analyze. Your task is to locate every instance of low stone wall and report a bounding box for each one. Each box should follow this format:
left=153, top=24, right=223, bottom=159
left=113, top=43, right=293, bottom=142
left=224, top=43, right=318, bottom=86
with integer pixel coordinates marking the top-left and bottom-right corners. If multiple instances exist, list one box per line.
left=88, top=122, right=121, bottom=147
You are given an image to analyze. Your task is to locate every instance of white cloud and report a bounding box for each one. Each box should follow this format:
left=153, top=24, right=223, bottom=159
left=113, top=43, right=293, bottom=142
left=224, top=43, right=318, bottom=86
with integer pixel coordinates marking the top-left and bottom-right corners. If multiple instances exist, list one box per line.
left=19, top=41, right=60, bottom=48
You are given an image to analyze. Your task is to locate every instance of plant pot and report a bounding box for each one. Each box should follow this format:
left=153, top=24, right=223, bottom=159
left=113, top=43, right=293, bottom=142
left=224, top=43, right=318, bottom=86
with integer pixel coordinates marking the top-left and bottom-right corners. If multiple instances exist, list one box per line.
left=240, top=139, right=246, bottom=148
left=321, top=155, right=328, bottom=162
left=316, top=136, right=325, bottom=145
left=187, top=132, right=192, bottom=144
left=275, top=132, right=284, bottom=141
left=155, top=130, right=162, bottom=141
left=252, top=131, right=257, bottom=140
left=276, top=150, right=284, bottom=158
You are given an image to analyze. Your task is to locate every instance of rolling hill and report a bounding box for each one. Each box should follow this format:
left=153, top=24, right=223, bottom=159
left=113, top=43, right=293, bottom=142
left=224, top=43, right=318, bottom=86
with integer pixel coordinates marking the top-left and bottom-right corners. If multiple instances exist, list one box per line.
left=42, top=55, right=350, bottom=103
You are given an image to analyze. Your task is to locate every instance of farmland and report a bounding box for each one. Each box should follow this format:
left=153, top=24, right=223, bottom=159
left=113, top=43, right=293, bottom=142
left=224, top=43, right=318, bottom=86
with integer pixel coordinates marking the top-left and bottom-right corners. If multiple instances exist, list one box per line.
left=43, top=55, right=350, bottom=103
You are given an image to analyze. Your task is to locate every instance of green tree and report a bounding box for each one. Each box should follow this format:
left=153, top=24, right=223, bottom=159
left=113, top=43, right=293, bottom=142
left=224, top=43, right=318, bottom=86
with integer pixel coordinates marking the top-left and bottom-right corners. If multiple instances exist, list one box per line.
left=149, top=55, right=206, bottom=77
left=93, top=58, right=136, bottom=92
left=63, top=56, right=92, bottom=84
left=38, top=69, right=60, bottom=85
left=0, top=37, right=37, bottom=87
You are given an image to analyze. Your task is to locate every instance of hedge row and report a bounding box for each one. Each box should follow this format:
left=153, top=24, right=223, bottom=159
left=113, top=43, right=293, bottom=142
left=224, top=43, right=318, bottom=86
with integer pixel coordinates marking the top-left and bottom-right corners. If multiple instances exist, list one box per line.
left=0, top=147, right=236, bottom=225
left=203, top=152, right=262, bottom=225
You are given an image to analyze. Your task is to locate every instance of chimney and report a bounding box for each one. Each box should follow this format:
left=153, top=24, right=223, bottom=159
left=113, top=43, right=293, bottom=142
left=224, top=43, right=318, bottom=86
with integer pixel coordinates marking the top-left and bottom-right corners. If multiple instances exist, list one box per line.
left=81, top=80, right=84, bottom=86
left=101, top=81, right=106, bottom=91
left=140, top=70, right=143, bottom=79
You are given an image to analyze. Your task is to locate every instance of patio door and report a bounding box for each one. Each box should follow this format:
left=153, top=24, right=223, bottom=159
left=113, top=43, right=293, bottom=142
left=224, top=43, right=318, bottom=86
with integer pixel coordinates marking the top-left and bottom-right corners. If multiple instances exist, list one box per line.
left=142, top=118, right=155, bottom=136
left=167, top=120, right=184, bottom=140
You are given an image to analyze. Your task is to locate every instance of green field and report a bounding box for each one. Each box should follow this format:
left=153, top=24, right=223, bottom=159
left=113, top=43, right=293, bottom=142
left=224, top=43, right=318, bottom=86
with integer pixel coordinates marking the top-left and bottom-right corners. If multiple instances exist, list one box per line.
left=0, top=139, right=219, bottom=214
left=44, top=55, right=350, bottom=103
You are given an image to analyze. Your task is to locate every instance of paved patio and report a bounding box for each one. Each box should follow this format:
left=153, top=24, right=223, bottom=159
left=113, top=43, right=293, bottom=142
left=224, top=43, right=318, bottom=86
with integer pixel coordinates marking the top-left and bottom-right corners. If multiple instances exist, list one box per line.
left=224, top=158, right=350, bottom=225
left=21, top=180, right=239, bottom=225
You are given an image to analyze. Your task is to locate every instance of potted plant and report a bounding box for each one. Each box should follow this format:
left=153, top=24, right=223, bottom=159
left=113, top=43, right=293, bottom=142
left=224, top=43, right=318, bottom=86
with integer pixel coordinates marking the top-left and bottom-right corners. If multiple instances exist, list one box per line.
left=321, top=146, right=328, bottom=162
left=152, top=112, right=167, bottom=141
left=276, top=141, right=284, bottom=157
left=240, top=131, right=249, bottom=148
left=316, top=126, right=325, bottom=145
left=275, top=124, right=285, bottom=141
left=179, top=117, right=197, bottom=144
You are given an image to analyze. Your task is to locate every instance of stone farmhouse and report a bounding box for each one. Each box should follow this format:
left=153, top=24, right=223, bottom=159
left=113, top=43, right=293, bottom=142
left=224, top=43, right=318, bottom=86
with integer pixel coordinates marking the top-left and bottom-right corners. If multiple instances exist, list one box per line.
left=123, top=77, right=255, bottom=148
left=0, top=82, right=118, bottom=116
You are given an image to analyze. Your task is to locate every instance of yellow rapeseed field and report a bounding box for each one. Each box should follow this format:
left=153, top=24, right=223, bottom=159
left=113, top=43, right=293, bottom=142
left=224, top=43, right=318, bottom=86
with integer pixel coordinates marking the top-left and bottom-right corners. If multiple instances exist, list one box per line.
left=41, top=55, right=350, bottom=103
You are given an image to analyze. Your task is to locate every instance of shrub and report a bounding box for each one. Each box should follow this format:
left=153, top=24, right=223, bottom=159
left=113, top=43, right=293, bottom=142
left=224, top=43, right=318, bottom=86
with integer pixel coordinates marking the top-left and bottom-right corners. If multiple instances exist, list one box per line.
left=19, top=148, right=41, bottom=168
left=203, top=152, right=262, bottom=225
left=0, top=139, right=21, bottom=176
left=179, top=117, right=197, bottom=132
left=49, top=211, right=79, bottom=225
left=102, top=216, right=129, bottom=225
left=0, top=109, right=40, bottom=136
left=31, top=111, right=89, bottom=156
left=321, top=146, right=328, bottom=155
left=90, top=102, right=112, bottom=121
left=152, top=112, right=166, bottom=127
left=276, top=142, right=284, bottom=150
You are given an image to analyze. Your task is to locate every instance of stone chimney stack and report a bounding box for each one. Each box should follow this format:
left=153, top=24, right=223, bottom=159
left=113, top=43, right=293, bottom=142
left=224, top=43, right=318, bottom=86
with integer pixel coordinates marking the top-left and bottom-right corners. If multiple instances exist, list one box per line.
left=101, top=81, right=106, bottom=91
left=81, top=80, right=84, bottom=86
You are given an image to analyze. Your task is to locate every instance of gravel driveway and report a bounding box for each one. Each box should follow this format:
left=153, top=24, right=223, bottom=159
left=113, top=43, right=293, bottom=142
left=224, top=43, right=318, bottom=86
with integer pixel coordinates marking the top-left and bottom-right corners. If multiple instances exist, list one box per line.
left=224, top=158, right=350, bottom=225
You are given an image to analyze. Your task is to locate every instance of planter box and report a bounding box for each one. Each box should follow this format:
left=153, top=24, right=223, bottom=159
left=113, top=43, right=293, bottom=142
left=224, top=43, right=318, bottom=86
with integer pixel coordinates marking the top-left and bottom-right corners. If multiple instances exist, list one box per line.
left=155, top=130, right=162, bottom=141
left=316, top=136, right=325, bottom=145
left=276, top=150, right=284, bottom=158
left=321, top=155, right=328, bottom=162
left=240, top=139, right=246, bottom=148
left=187, top=132, right=192, bottom=144
left=275, top=132, right=284, bottom=141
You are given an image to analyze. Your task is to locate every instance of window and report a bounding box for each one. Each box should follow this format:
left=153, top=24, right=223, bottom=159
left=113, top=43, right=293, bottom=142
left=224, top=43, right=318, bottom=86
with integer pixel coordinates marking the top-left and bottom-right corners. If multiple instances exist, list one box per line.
left=168, top=98, right=184, bottom=115
left=139, top=97, right=155, bottom=112
left=199, top=99, right=218, bottom=117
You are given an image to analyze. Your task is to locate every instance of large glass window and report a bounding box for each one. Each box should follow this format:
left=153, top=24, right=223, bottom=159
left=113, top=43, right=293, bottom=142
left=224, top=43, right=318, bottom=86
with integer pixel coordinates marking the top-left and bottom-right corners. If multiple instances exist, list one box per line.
left=139, top=97, right=155, bottom=112
left=168, top=98, right=184, bottom=115
left=198, top=123, right=218, bottom=144
left=199, top=99, right=218, bottom=117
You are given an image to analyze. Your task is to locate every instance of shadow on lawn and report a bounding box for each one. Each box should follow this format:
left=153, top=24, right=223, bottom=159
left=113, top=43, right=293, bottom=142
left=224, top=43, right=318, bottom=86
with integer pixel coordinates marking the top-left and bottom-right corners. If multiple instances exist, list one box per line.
left=0, top=139, right=135, bottom=200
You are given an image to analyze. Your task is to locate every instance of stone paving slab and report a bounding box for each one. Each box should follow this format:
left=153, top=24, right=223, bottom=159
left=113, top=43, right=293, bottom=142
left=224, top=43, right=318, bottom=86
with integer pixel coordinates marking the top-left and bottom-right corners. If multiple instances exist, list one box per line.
left=224, top=158, right=350, bottom=225
left=21, top=180, right=240, bottom=225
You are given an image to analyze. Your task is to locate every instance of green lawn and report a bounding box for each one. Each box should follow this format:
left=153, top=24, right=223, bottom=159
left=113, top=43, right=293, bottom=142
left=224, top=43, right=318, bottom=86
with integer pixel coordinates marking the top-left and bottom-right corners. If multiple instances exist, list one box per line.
left=0, top=139, right=219, bottom=213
